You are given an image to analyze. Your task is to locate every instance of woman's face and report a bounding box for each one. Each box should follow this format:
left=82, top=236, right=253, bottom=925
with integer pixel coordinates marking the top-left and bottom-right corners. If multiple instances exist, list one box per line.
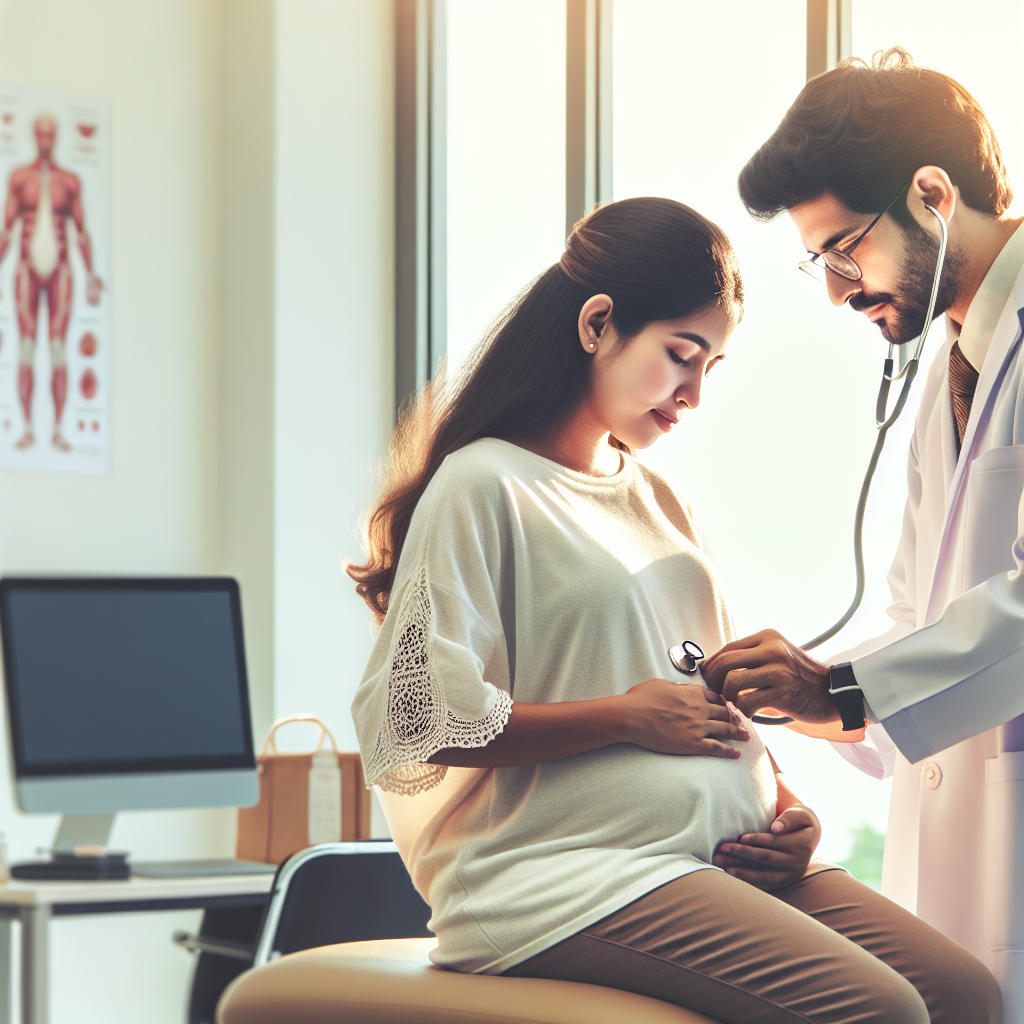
left=586, top=301, right=738, bottom=450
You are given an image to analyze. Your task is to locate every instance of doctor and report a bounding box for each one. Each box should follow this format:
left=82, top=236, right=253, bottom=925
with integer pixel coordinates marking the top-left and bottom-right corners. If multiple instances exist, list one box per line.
left=702, top=48, right=1024, bottom=1019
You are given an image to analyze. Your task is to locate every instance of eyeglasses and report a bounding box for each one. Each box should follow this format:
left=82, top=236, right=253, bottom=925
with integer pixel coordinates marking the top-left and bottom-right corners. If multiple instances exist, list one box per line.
left=798, top=185, right=908, bottom=283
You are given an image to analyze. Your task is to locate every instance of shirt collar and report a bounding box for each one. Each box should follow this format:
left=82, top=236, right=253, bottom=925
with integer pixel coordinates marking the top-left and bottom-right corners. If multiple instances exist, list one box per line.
left=948, top=220, right=1024, bottom=371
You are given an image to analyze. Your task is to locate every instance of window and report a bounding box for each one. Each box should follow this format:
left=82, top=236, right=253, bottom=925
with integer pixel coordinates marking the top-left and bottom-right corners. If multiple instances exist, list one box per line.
left=853, top=0, right=1024, bottom=197
left=432, top=2, right=1020, bottom=871
left=445, top=0, right=567, bottom=370
left=613, top=1, right=900, bottom=864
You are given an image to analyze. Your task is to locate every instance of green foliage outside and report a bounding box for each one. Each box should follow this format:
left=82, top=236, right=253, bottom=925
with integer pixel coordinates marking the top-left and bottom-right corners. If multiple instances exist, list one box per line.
left=839, top=824, right=885, bottom=891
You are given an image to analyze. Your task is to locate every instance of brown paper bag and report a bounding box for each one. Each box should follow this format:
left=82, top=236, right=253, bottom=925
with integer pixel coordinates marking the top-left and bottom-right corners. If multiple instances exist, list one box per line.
left=236, top=714, right=373, bottom=865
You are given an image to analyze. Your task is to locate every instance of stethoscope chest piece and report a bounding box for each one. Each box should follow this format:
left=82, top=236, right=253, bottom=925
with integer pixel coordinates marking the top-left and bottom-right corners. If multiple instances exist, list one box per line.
left=668, top=640, right=704, bottom=674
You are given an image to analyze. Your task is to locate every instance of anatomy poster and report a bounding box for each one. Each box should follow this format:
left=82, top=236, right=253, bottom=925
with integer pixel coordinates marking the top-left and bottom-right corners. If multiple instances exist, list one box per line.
left=0, top=86, right=111, bottom=476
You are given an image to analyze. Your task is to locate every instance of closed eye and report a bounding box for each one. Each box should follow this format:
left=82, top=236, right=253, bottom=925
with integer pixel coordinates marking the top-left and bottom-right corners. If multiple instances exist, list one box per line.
left=668, top=349, right=694, bottom=367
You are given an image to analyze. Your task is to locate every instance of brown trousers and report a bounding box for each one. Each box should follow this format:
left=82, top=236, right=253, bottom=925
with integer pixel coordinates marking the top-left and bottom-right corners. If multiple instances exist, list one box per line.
left=504, top=868, right=1001, bottom=1024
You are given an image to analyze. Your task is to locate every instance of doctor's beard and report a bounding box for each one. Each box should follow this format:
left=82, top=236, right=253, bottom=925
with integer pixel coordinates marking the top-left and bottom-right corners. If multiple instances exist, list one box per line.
left=851, top=218, right=967, bottom=346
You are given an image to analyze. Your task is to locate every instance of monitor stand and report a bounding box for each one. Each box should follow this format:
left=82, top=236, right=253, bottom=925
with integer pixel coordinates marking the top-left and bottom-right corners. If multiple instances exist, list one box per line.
left=9, top=814, right=129, bottom=881
left=53, top=813, right=115, bottom=853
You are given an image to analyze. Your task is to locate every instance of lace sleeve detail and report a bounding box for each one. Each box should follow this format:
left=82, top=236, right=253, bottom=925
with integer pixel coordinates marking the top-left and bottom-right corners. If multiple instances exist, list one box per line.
left=364, top=567, right=513, bottom=796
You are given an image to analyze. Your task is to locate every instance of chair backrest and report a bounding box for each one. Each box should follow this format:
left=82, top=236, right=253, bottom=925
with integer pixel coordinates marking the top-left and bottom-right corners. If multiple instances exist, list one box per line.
left=253, top=841, right=432, bottom=966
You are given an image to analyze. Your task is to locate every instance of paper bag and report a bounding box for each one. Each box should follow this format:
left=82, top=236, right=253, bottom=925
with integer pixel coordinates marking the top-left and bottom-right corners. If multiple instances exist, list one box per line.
left=236, top=714, right=372, bottom=865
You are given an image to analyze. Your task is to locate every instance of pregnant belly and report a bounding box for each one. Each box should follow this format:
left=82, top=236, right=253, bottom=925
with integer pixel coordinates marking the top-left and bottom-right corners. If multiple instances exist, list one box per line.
left=416, top=735, right=778, bottom=970
left=420, top=736, right=778, bottom=965
left=484, top=735, right=777, bottom=864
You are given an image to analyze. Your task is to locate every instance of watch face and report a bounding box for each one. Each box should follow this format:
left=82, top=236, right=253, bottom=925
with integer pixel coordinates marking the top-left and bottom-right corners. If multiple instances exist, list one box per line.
left=828, top=662, right=859, bottom=693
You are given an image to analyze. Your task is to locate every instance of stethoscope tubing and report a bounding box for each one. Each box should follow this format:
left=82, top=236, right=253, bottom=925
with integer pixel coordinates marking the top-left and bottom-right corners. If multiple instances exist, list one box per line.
left=748, top=204, right=949, bottom=724
left=801, top=204, right=948, bottom=654
left=672, top=206, right=947, bottom=725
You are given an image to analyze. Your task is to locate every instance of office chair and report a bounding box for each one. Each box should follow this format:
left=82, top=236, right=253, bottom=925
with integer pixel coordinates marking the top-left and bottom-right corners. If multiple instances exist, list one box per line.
left=253, top=840, right=432, bottom=964
left=178, top=841, right=430, bottom=1023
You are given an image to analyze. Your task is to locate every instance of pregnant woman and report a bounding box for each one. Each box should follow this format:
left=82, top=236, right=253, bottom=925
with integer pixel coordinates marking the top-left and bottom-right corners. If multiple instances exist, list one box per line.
left=348, top=198, right=999, bottom=1024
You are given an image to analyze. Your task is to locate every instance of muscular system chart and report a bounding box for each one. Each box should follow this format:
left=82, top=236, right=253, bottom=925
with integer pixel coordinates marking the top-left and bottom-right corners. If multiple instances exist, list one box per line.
left=0, top=85, right=110, bottom=476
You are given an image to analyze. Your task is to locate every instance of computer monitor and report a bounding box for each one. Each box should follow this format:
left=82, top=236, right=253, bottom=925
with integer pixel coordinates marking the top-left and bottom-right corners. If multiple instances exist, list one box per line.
left=0, top=576, right=258, bottom=851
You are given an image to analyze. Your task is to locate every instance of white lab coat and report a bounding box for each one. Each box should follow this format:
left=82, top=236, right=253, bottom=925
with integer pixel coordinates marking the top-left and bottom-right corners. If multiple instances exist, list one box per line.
left=837, top=232, right=1024, bottom=1017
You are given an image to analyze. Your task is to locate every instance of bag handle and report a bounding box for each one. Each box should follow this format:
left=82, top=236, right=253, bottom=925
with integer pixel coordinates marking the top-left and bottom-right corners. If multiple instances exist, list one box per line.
left=261, top=714, right=339, bottom=756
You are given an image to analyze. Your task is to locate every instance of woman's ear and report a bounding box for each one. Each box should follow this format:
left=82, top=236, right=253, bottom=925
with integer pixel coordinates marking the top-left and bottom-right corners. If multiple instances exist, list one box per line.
left=578, top=294, right=614, bottom=354
left=908, top=165, right=957, bottom=228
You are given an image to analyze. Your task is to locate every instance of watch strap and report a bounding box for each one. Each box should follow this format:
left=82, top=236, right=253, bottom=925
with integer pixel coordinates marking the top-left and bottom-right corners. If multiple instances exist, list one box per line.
left=828, top=662, right=866, bottom=732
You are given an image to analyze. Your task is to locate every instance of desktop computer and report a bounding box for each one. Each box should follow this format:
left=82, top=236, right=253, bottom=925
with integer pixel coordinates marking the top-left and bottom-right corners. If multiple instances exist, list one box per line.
left=0, top=576, right=269, bottom=879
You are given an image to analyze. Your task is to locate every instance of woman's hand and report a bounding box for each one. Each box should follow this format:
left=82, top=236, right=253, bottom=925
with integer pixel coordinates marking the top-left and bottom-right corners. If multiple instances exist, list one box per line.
left=712, top=805, right=822, bottom=890
left=429, top=679, right=748, bottom=769
left=619, top=678, right=750, bottom=759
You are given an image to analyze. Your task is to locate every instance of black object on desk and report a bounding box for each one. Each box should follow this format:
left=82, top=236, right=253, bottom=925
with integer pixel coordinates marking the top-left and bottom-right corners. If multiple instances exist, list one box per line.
left=12, top=850, right=130, bottom=881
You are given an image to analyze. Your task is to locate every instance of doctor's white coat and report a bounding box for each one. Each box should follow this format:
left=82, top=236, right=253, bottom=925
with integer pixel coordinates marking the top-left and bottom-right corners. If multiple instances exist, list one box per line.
left=842, top=231, right=1024, bottom=1006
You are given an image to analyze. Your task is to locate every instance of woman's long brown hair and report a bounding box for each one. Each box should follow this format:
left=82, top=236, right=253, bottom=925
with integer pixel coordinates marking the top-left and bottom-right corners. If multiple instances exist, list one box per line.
left=347, top=197, right=743, bottom=620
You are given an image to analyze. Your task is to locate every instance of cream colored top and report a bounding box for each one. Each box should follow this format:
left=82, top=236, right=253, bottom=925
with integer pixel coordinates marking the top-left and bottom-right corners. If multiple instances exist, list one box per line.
left=351, top=438, right=776, bottom=974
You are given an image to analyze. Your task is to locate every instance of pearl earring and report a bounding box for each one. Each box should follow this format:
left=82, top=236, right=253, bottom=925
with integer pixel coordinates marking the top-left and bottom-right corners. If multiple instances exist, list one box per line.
left=588, top=341, right=596, bottom=350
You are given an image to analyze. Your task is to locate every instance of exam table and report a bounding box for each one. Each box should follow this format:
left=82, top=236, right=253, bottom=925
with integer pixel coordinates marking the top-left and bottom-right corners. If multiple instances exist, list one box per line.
left=213, top=842, right=721, bottom=1024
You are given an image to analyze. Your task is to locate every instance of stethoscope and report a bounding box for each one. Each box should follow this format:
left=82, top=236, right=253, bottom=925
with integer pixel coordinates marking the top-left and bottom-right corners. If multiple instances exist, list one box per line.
left=671, top=204, right=949, bottom=726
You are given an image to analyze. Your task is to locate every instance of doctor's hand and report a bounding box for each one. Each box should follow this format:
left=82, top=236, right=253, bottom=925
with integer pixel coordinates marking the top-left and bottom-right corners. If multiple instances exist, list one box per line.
left=712, top=805, right=822, bottom=891
left=701, top=630, right=839, bottom=724
left=620, top=678, right=750, bottom=759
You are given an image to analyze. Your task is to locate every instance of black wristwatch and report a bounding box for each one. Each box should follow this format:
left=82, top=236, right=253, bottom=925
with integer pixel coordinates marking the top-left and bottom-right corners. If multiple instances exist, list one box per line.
left=827, top=662, right=866, bottom=731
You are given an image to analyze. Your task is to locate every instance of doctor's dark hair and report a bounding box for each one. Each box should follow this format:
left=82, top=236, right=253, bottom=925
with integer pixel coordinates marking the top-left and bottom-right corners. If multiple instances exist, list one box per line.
left=738, top=47, right=1012, bottom=223
left=347, top=196, right=743, bottom=620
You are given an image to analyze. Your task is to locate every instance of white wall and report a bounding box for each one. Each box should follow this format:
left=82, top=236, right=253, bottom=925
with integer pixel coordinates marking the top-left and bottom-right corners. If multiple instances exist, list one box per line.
left=0, top=0, right=220, bottom=575
left=0, top=2, right=224, bottom=1022
left=0, top=0, right=396, bottom=1020
left=272, top=0, right=394, bottom=751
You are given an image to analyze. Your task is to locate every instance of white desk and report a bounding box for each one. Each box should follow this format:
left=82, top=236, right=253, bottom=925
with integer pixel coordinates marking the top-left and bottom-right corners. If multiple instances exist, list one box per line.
left=0, top=873, right=276, bottom=1024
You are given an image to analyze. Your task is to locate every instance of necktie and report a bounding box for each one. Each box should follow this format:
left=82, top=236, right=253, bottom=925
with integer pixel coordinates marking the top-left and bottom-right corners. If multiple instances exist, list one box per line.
left=949, top=340, right=979, bottom=451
